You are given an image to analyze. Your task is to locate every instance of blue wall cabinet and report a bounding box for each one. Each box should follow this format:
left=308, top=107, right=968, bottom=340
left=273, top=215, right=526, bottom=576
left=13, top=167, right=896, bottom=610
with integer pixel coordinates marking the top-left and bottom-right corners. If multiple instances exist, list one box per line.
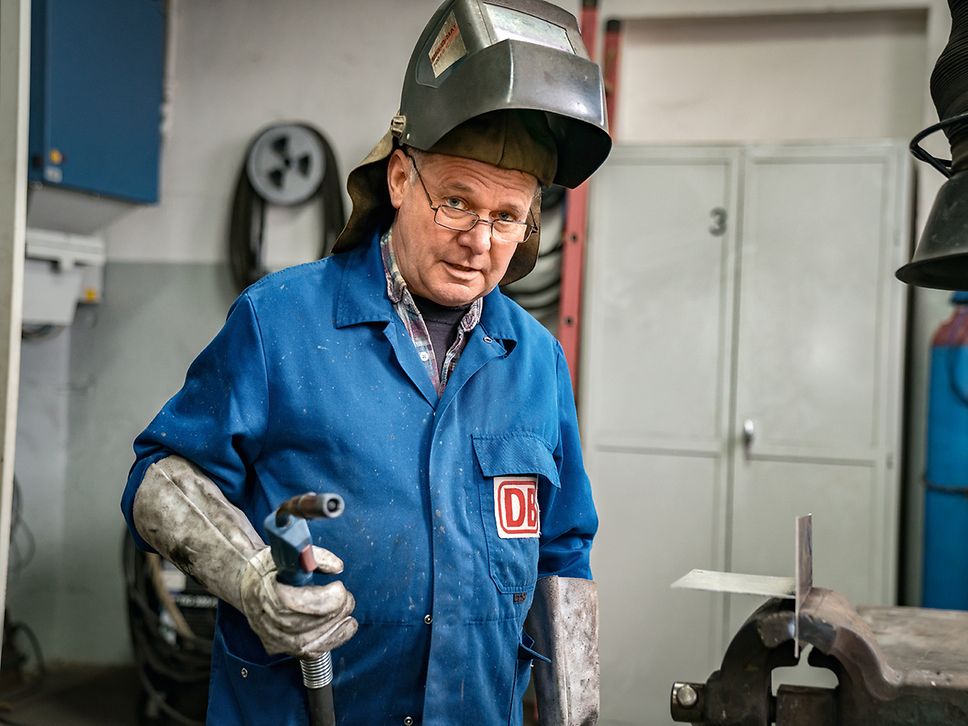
left=29, top=0, right=165, bottom=203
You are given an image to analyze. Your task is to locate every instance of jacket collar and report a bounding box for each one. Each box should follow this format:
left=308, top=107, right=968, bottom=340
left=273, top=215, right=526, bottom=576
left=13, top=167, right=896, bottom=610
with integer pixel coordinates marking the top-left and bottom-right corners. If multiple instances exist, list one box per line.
left=335, top=231, right=394, bottom=328
left=478, top=284, right=517, bottom=346
left=335, top=229, right=519, bottom=346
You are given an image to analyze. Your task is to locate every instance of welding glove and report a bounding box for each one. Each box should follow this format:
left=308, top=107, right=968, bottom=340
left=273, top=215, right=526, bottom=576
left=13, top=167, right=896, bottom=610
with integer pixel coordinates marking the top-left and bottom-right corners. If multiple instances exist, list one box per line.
left=132, top=455, right=357, bottom=659
left=526, top=576, right=600, bottom=726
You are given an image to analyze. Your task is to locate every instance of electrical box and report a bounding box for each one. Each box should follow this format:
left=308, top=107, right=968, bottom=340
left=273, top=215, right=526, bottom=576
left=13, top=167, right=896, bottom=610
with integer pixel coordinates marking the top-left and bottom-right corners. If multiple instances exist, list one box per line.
left=23, top=228, right=105, bottom=326
left=28, top=0, right=165, bottom=203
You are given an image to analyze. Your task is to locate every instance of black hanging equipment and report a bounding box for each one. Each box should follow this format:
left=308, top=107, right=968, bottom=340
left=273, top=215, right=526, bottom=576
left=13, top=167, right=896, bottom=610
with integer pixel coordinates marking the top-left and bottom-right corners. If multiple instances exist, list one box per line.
left=229, top=123, right=345, bottom=293
left=501, top=183, right=567, bottom=318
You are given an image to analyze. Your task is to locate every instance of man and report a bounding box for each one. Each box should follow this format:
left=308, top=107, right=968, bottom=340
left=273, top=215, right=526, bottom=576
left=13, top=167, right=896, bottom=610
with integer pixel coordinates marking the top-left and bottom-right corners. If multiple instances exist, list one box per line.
left=121, top=1, right=611, bottom=723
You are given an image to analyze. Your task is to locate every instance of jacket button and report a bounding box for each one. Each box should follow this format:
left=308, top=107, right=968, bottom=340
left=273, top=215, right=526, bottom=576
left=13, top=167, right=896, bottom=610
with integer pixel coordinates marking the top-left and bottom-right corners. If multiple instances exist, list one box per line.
left=403, top=717, right=415, bottom=725
left=483, top=336, right=493, bottom=343
left=240, top=667, right=248, bottom=679
left=423, top=614, right=432, bottom=625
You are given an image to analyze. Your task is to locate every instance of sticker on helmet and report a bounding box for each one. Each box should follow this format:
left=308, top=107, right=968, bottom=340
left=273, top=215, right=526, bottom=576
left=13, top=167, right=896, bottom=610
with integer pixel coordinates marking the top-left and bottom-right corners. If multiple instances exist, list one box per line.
left=483, top=4, right=574, bottom=54
left=494, top=476, right=539, bottom=539
left=430, top=12, right=467, bottom=78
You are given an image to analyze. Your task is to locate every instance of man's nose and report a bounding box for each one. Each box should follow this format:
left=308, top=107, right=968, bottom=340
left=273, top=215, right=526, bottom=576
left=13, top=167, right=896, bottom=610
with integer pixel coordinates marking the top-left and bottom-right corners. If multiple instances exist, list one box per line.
left=457, top=219, right=493, bottom=253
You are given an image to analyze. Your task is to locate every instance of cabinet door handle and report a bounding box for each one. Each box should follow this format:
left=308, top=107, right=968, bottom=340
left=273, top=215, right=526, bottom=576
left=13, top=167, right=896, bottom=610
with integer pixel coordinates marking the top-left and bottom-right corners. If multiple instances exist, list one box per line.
left=743, top=419, right=755, bottom=453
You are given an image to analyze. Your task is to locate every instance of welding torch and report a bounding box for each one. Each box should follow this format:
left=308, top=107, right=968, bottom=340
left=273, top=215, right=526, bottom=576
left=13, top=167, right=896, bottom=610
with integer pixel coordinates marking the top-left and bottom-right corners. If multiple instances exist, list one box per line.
left=264, top=492, right=345, bottom=726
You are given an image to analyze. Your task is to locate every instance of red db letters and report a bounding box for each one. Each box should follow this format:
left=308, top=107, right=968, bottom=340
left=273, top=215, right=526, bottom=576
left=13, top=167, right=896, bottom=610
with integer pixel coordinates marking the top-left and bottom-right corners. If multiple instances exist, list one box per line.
left=494, top=476, right=539, bottom=539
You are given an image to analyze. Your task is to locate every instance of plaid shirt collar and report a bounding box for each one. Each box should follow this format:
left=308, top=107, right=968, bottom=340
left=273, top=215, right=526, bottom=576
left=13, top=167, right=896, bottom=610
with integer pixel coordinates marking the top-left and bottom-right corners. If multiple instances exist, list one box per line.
left=380, top=228, right=482, bottom=395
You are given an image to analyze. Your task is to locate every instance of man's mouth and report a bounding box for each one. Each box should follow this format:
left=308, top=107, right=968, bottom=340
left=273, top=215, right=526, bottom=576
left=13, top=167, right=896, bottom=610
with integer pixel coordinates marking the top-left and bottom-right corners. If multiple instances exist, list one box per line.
left=444, top=261, right=480, bottom=276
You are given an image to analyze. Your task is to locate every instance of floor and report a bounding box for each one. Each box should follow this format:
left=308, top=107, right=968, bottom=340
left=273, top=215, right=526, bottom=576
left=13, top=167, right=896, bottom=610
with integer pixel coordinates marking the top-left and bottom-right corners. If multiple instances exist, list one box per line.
left=0, top=664, right=542, bottom=725
left=0, top=664, right=142, bottom=726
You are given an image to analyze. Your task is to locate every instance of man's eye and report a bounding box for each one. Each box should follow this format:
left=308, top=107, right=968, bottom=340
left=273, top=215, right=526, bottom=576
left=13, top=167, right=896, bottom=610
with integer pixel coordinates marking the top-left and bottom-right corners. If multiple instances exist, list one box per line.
left=445, top=197, right=467, bottom=210
left=496, top=211, right=520, bottom=222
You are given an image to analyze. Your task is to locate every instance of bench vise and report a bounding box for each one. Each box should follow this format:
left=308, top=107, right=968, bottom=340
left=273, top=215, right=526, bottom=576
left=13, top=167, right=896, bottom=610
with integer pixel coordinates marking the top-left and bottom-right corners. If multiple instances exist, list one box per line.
left=670, top=588, right=968, bottom=725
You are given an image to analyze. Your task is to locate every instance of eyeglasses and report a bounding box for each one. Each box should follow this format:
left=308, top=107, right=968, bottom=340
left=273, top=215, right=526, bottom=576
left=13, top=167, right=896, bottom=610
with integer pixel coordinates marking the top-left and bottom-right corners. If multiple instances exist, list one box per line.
left=404, top=151, right=537, bottom=245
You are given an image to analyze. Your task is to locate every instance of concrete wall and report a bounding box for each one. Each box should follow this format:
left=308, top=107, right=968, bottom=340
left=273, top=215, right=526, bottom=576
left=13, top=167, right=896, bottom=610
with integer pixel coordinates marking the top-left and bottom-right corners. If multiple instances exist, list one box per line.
left=10, top=263, right=233, bottom=663
left=5, top=0, right=952, bottom=665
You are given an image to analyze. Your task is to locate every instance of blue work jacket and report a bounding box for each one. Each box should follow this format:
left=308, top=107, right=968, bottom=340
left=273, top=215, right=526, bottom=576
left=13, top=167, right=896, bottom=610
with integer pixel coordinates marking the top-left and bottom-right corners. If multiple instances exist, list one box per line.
left=122, top=233, right=598, bottom=725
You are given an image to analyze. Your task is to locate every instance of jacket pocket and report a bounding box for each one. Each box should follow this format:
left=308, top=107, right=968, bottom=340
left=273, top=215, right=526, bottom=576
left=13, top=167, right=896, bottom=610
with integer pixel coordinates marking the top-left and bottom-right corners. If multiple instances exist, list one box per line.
left=210, top=613, right=306, bottom=726
left=473, top=433, right=561, bottom=594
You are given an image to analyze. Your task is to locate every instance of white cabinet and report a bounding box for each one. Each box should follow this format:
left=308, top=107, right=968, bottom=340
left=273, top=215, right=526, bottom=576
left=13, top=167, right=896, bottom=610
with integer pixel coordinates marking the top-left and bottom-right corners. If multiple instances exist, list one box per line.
left=582, top=143, right=909, bottom=726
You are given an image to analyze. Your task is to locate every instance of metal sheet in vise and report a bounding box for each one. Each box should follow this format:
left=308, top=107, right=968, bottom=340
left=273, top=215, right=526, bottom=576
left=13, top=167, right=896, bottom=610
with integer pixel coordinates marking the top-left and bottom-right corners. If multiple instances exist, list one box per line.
left=671, top=570, right=795, bottom=599
left=795, top=514, right=813, bottom=658
left=671, top=513, right=814, bottom=657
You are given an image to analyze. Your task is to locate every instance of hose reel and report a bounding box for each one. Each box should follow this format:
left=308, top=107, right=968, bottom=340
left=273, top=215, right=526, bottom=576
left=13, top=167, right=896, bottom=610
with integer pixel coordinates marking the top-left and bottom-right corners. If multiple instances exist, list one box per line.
left=229, top=123, right=345, bottom=292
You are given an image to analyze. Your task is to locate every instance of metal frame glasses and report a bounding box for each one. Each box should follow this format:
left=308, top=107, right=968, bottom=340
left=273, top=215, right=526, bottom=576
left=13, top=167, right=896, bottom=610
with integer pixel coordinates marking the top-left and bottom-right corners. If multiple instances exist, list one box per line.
left=404, top=150, right=537, bottom=245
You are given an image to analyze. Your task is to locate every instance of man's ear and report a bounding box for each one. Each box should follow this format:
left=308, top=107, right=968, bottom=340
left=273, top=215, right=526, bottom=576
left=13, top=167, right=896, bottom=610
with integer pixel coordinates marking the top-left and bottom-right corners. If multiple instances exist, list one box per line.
left=387, top=149, right=409, bottom=210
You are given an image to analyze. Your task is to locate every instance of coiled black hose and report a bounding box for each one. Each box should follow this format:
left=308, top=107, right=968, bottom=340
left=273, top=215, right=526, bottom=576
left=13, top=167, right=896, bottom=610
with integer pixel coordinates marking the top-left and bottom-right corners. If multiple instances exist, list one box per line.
left=229, top=123, right=345, bottom=293
left=932, top=0, right=968, bottom=149
left=502, top=183, right=566, bottom=319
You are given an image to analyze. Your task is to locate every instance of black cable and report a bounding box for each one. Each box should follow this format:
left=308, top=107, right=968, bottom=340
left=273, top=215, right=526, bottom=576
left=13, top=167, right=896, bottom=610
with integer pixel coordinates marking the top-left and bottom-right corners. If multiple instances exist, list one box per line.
left=505, top=274, right=561, bottom=299
left=909, top=110, right=968, bottom=178
left=925, top=476, right=968, bottom=495
left=8, top=478, right=36, bottom=578
left=511, top=295, right=561, bottom=314
left=122, top=532, right=214, bottom=725
left=502, top=183, right=566, bottom=314
left=7, top=623, right=45, bottom=678
left=503, top=280, right=561, bottom=307
left=0, top=478, right=44, bottom=713
left=306, top=686, right=336, bottom=726
left=536, top=242, right=562, bottom=259
left=541, top=184, right=566, bottom=212
left=228, top=123, right=345, bottom=293
left=20, top=324, right=63, bottom=341
left=0, top=619, right=47, bottom=705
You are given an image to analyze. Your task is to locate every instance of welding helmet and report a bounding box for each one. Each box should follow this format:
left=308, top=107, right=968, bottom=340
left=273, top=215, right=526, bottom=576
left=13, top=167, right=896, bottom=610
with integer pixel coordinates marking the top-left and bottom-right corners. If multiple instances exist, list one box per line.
left=332, top=0, right=612, bottom=285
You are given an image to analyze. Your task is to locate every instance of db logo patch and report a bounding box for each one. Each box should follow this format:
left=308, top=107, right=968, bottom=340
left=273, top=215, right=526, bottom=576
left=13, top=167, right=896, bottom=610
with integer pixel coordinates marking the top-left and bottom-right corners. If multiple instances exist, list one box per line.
left=494, top=476, right=539, bottom=539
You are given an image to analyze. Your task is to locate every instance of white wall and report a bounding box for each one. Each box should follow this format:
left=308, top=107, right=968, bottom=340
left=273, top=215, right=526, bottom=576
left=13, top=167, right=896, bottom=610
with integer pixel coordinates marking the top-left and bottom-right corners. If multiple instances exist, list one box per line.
left=9, top=332, right=69, bottom=661
left=104, top=0, right=579, bottom=268
left=617, top=11, right=927, bottom=142
left=105, top=0, right=439, bottom=265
